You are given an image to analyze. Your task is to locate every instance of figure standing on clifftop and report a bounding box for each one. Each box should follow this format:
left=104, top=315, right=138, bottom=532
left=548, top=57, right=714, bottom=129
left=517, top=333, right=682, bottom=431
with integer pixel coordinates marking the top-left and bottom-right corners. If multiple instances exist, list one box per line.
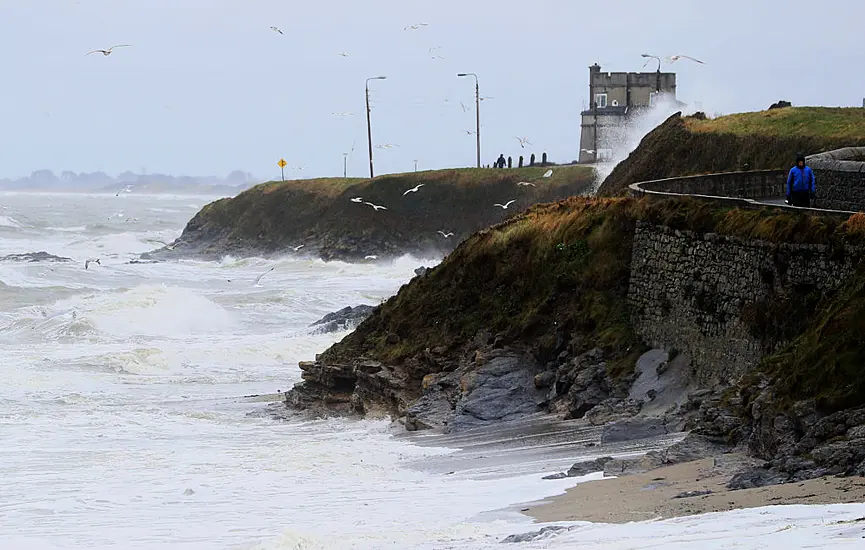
left=495, top=154, right=506, bottom=169
left=786, top=153, right=815, bottom=207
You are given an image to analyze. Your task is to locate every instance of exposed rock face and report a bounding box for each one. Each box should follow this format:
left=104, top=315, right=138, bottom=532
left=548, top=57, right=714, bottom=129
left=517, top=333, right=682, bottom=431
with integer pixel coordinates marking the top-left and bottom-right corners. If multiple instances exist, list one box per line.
left=285, top=338, right=637, bottom=434
left=309, top=305, right=376, bottom=334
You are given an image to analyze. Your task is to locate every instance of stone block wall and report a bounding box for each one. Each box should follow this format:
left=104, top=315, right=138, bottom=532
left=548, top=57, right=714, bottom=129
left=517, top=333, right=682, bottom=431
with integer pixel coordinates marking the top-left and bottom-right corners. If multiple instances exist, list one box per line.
left=628, top=221, right=861, bottom=386
left=807, top=147, right=865, bottom=212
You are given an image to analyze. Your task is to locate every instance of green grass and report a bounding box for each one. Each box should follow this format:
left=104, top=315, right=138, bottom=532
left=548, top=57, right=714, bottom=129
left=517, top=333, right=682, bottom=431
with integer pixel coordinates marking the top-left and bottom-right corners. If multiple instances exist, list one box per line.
left=246, top=165, right=594, bottom=195
left=760, top=262, right=865, bottom=413
left=687, top=107, right=865, bottom=140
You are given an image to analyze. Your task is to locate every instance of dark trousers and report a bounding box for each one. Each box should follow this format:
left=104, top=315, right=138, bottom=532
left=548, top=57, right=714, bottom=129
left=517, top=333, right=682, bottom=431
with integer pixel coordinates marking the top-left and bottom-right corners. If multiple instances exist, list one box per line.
left=790, top=191, right=811, bottom=208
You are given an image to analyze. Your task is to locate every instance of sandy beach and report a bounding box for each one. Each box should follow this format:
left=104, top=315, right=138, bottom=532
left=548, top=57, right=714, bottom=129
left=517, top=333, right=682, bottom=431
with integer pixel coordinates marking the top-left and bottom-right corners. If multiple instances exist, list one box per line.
left=528, top=455, right=865, bottom=524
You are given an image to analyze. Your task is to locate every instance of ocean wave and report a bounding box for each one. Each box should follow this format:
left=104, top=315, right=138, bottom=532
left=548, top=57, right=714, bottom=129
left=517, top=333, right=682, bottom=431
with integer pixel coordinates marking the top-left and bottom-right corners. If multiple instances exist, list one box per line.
left=45, top=225, right=87, bottom=233
left=0, top=215, right=22, bottom=229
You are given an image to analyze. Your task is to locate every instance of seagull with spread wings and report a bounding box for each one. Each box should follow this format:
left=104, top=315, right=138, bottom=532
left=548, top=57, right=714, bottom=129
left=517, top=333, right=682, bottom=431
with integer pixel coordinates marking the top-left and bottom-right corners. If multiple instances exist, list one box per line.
left=666, top=54, right=705, bottom=64
left=86, top=45, right=131, bottom=57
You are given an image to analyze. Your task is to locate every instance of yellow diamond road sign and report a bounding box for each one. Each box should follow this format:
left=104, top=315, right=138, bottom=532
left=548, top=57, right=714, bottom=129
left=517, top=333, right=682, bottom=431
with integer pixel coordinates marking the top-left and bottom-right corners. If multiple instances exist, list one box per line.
left=278, top=158, right=287, bottom=168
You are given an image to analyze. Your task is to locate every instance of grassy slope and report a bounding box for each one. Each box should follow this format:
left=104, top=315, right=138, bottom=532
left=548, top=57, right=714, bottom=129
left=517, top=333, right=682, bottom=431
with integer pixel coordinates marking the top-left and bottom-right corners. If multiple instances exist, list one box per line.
left=759, top=214, right=865, bottom=413
left=182, top=166, right=594, bottom=260
left=321, top=196, right=865, bottom=392
left=598, top=107, right=865, bottom=197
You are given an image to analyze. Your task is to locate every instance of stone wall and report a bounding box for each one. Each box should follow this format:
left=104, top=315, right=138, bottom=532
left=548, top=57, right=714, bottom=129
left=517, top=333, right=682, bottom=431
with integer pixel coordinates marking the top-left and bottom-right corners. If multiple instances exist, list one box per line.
left=629, top=170, right=787, bottom=200
left=628, top=221, right=861, bottom=386
left=807, top=147, right=865, bottom=211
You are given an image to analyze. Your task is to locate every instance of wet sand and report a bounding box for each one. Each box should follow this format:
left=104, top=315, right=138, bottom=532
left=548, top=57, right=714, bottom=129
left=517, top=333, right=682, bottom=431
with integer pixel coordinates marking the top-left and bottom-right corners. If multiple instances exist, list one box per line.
left=527, top=455, right=865, bottom=524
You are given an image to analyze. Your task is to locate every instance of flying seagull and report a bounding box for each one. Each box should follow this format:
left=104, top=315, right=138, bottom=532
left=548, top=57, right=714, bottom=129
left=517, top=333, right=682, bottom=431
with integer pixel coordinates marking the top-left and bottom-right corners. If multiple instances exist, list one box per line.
left=292, top=244, right=305, bottom=251
left=403, top=184, right=424, bottom=196
left=403, top=23, right=428, bottom=31
left=254, top=267, right=275, bottom=286
left=84, top=258, right=100, bottom=269
left=364, top=201, right=387, bottom=211
left=429, top=46, right=442, bottom=53
left=464, top=129, right=477, bottom=136
left=460, top=101, right=470, bottom=112
left=270, top=26, right=283, bottom=35
left=332, top=112, right=354, bottom=117
left=667, top=54, right=704, bottom=64
left=431, top=55, right=446, bottom=60
left=337, top=52, right=350, bottom=57
left=86, top=45, right=131, bottom=56
left=350, top=197, right=364, bottom=203
left=437, top=230, right=454, bottom=238
left=375, top=144, right=398, bottom=149
left=543, top=169, right=553, bottom=178
left=517, top=181, right=536, bottom=187
left=364, top=255, right=378, bottom=260
left=494, top=200, right=516, bottom=210
left=516, top=136, right=531, bottom=148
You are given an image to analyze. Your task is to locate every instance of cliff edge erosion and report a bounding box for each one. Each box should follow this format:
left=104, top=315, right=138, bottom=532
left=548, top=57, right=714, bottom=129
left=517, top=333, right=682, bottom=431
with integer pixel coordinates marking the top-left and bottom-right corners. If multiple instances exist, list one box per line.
left=145, top=166, right=593, bottom=262
left=285, top=194, right=865, bottom=485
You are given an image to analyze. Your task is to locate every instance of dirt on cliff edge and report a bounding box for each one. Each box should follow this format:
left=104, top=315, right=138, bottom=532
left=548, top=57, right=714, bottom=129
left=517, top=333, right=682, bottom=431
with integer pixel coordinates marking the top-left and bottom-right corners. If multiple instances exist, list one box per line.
left=598, top=107, right=865, bottom=197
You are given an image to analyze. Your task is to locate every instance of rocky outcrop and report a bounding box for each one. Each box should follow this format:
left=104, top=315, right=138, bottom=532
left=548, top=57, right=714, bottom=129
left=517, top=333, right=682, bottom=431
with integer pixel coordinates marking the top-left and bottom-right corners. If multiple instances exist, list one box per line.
left=501, top=526, right=571, bottom=543
left=1, top=251, right=72, bottom=263
left=309, top=305, right=376, bottom=334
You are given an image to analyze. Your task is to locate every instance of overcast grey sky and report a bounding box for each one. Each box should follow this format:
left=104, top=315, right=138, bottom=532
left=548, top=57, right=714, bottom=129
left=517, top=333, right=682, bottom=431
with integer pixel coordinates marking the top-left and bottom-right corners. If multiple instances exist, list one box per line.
left=1, top=0, right=863, bottom=180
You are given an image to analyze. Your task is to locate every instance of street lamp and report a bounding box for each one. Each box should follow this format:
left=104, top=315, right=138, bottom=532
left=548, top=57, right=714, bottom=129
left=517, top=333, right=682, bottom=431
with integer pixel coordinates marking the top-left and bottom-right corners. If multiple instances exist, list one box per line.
left=366, top=76, right=387, bottom=178
left=342, top=152, right=348, bottom=178
left=457, top=73, right=480, bottom=168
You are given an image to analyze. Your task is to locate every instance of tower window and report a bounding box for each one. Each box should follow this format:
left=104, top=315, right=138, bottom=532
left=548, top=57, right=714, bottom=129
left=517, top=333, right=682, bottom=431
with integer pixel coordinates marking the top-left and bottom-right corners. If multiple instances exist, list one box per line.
left=594, top=93, right=608, bottom=108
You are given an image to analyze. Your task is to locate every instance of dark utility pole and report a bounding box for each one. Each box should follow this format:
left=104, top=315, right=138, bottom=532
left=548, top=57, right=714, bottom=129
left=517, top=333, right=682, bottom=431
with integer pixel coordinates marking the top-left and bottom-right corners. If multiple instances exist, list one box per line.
left=458, top=73, right=481, bottom=168
left=365, top=76, right=386, bottom=178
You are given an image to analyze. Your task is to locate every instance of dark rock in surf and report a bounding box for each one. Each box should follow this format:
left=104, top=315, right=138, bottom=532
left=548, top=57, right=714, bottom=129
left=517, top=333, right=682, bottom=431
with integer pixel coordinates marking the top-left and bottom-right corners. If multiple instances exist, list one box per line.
left=1, top=251, right=72, bottom=263
left=501, top=526, right=570, bottom=543
left=309, top=305, right=376, bottom=334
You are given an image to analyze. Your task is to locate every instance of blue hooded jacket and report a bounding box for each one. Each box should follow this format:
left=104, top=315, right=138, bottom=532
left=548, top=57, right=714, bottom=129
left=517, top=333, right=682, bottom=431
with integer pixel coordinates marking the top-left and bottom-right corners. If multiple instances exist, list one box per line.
left=787, top=165, right=815, bottom=194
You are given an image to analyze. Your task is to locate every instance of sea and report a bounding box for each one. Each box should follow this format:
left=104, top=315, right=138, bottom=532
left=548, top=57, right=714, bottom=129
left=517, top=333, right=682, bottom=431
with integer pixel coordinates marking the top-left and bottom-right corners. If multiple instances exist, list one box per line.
left=2, top=191, right=863, bottom=549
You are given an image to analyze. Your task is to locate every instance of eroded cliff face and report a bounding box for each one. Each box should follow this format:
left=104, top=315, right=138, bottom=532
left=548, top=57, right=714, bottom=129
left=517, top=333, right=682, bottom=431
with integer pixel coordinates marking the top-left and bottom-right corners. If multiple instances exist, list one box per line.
left=283, top=196, right=865, bottom=462
left=143, top=167, right=594, bottom=262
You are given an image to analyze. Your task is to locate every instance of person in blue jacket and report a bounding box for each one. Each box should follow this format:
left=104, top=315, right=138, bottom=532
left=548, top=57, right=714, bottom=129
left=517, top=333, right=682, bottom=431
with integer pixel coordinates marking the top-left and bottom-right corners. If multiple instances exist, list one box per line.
left=786, top=152, right=815, bottom=207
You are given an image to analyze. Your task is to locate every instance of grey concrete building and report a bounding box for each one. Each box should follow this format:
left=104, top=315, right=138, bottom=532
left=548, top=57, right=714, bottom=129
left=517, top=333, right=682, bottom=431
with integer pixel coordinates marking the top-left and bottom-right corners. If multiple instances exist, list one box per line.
left=579, top=63, right=677, bottom=164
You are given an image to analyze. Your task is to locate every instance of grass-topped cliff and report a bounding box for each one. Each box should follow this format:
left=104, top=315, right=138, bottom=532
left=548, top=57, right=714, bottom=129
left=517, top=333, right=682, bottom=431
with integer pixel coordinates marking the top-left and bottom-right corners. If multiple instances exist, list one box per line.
left=154, top=166, right=593, bottom=261
left=598, top=107, right=865, bottom=197
left=290, top=195, right=865, bottom=428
